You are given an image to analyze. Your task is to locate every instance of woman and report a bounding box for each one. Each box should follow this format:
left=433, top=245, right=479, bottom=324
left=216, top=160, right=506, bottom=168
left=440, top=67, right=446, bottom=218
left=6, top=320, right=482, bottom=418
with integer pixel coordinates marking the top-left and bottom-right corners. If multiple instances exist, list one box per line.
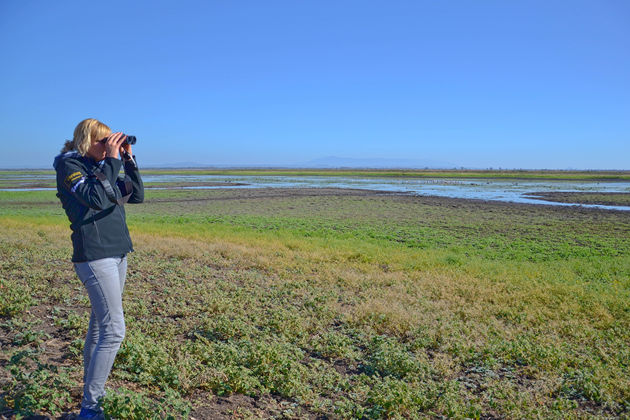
left=53, top=118, right=144, bottom=419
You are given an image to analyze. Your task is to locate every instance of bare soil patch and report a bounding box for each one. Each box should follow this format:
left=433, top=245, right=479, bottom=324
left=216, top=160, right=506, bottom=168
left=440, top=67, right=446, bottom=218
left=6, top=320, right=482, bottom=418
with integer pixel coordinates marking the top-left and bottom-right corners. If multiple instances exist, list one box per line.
left=145, top=187, right=404, bottom=202
left=525, top=191, right=630, bottom=207
left=190, top=392, right=322, bottom=419
left=144, top=186, right=629, bottom=217
left=145, top=182, right=249, bottom=189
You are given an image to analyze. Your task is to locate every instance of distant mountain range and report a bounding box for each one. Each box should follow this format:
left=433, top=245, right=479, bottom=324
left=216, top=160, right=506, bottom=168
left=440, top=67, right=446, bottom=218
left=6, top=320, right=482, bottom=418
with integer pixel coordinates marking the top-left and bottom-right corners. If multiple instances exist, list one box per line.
left=298, top=156, right=457, bottom=169
left=145, top=156, right=458, bottom=169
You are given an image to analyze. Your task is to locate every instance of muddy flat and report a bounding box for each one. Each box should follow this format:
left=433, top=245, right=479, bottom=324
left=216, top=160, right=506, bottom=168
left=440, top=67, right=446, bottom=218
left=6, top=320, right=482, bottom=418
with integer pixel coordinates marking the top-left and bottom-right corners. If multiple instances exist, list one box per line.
left=141, top=186, right=630, bottom=216
left=525, top=191, right=630, bottom=207
left=145, top=181, right=250, bottom=188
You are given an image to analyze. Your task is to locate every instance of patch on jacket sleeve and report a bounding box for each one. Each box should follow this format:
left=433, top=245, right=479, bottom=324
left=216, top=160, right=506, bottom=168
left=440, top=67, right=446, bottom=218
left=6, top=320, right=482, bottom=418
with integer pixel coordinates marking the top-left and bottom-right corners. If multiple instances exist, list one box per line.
left=64, top=171, right=85, bottom=191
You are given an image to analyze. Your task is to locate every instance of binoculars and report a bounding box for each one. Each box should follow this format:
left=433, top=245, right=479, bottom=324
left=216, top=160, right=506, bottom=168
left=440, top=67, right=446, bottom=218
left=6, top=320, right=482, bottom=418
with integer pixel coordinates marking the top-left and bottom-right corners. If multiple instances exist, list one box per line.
left=99, top=135, right=137, bottom=145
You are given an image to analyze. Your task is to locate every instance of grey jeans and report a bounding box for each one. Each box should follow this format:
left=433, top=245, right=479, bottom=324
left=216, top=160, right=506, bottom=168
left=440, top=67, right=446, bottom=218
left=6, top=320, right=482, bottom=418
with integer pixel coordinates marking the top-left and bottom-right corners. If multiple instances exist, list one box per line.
left=74, top=255, right=127, bottom=411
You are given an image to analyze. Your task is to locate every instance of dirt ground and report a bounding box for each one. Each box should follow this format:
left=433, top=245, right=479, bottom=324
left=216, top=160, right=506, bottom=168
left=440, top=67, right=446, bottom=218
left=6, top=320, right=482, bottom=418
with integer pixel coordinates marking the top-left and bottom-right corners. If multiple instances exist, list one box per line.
left=143, top=186, right=629, bottom=216
left=525, top=191, right=630, bottom=207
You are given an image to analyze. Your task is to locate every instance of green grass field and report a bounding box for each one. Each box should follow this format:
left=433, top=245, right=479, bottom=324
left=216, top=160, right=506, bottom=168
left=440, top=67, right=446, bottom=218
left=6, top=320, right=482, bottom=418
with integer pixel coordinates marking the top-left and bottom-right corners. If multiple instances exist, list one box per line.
left=1, top=184, right=629, bottom=419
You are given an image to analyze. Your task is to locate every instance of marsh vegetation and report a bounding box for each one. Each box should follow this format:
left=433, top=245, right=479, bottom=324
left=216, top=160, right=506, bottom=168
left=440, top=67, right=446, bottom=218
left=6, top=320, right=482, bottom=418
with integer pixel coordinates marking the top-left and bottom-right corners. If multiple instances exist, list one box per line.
left=1, top=181, right=629, bottom=418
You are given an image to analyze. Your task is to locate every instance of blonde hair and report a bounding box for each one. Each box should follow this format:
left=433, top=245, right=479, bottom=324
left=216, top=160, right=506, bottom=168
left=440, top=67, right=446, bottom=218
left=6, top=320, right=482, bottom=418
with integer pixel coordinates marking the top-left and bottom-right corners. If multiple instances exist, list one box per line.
left=61, top=118, right=111, bottom=156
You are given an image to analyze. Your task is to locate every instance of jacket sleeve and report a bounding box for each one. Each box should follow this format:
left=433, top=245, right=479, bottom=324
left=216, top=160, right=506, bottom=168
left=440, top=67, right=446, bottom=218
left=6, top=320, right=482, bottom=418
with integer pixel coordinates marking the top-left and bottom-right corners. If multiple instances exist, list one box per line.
left=57, top=157, right=122, bottom=210
left=122, top=155, right=144, bottom=203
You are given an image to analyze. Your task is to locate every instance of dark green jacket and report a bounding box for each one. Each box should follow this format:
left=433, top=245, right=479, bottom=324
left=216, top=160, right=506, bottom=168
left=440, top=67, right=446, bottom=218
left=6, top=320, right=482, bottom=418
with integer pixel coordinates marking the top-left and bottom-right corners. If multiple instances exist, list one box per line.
left=53, top=152, right=144, bottom=262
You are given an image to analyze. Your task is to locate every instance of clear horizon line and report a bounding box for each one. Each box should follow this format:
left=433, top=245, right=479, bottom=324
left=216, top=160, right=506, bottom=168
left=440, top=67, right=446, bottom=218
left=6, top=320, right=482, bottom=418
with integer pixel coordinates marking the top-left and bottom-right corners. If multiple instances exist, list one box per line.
left=1, top=165, right=630, bottom=172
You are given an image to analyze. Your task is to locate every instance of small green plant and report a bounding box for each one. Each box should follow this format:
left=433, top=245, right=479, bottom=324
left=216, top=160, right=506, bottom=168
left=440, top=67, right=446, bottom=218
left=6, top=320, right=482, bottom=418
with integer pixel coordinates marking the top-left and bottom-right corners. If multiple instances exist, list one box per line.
left=54, top=311, right=88, bottom=336
left=101, top=388, right=190, bottom=420
left=5, top=349, right=77, bottom=417
left=311, top=330, right=357, bottom=360
left=13, top=328, right=49, bottom=346
left=114, top=330, right=182, bottom=390
left=363, top=376, right=436, bottom=419
left=0, top=278, right=34, bottom=317
left=361, top=335, right=431, bottom=381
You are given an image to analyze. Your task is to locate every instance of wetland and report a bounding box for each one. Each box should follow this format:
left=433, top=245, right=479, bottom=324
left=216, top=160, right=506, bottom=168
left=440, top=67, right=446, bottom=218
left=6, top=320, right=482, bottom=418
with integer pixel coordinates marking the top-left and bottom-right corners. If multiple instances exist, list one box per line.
left=2, top=169, right=630, bottom=210
left=1, top=170, right=629, bottom=419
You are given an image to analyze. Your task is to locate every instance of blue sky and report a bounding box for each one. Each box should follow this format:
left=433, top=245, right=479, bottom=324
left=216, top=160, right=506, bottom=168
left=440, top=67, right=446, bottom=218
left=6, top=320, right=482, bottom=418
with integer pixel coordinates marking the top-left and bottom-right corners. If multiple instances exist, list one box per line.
left=1, top=0, right=628, bottom=169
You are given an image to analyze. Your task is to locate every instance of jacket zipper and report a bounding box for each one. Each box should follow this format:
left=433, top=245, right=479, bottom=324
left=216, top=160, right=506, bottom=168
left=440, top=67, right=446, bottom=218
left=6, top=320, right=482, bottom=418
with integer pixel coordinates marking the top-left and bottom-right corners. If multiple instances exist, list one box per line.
left=92, top=209, right=102, bottom=245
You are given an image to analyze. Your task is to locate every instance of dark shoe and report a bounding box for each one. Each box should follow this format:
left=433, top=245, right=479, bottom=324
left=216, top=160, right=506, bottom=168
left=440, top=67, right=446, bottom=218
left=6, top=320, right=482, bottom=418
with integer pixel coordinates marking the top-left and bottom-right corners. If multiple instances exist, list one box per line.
left=76, top=407, right=105, bottom=420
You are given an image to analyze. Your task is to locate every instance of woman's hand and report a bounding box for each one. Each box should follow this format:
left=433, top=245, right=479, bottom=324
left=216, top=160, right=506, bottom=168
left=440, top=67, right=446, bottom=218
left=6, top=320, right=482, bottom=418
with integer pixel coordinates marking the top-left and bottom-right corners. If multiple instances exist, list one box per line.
left=120, top=140, right=133, bottom=160
left=104, top=132, right=127, bottom=159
